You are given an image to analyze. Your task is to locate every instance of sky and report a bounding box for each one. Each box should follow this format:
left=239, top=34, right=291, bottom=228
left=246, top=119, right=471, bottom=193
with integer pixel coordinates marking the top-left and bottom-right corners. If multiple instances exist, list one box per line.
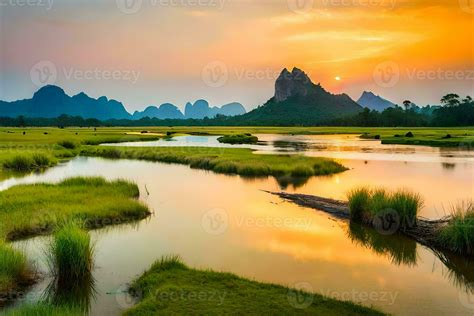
left=0, top=0, right=473, bottom=113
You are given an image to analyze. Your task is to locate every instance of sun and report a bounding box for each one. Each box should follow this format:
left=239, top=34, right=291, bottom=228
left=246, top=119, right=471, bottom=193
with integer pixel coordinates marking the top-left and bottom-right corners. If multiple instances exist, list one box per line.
left=335, top=76, right=341, bottom=81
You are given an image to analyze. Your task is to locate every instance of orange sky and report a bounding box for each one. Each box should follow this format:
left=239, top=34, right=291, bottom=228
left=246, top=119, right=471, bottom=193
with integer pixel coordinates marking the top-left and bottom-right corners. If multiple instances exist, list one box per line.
left=1, top=0, right=473, bottom=111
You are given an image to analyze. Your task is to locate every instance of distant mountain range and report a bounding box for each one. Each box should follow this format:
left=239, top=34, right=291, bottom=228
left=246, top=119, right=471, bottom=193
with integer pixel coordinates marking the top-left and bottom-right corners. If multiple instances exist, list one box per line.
left=0, top=85, right=246, bottom=120
left=229, top=68, right=363, bottom=125
left=357, top=91, right=396, bottom=112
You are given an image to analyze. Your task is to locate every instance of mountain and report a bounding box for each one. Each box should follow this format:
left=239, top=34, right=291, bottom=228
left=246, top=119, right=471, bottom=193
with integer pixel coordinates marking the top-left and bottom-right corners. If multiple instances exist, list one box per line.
left=357, top=91, right=396, bottom=112
left=184, top=100, right=246, bottom=119
left=230, top=68, right=362, bottom=125
left=133, top=103, right=184, bottom=120
left=0, top=85, right=132, bottom=120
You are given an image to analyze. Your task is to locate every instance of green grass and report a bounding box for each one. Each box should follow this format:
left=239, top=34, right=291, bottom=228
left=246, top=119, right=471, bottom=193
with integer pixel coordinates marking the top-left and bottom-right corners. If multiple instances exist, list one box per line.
left=0, top=177, right=149, bottom=302
left=4, top=303, right=82, bottom=316
left=0, top=177, right=150, bottom=241
left=217, top=134, right=258, bottom=144
left=124, top=256, right=384, bottom=316
left=82, top=146, right=347, bottom=178
left=57, top=140, right=78, bottom=150
left=347, top=187, right=424, bottom=230
left=0, top=242, right=30, bottom=294
left=2, top=153, right=56, bottom=172
left=438, top=201, right=474, bottom=256
left=47, top=224, right=94, bottom=280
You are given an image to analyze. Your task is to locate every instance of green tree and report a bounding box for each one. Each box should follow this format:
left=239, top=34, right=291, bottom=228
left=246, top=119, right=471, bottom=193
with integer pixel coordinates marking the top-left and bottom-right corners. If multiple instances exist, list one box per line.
left=441, top=94, right=460, bottom=107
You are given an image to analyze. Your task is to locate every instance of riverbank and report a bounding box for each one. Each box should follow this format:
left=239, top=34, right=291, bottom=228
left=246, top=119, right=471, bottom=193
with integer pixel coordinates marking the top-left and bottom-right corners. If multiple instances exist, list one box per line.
left=0, top=177, right=150, bottom=306
left=124, top=256, right=385, bottom=315
left=81, top=146, right=348, bottom=178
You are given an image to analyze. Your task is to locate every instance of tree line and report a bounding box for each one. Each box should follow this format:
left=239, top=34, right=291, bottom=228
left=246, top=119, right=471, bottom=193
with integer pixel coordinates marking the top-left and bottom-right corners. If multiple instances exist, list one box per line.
left=0, top=94, right=472, bottom=127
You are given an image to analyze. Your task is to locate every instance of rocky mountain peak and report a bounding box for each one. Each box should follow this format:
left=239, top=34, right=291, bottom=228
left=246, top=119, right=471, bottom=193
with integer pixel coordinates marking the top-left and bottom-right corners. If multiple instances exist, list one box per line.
left=274, top=67, right=313, bottom=102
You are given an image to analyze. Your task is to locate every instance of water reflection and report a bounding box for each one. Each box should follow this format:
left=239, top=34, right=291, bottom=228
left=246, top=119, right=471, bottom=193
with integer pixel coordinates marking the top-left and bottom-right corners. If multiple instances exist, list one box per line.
left=347, top=223, right=418, bottom=266
left=44, top=273, right=96, bottom=314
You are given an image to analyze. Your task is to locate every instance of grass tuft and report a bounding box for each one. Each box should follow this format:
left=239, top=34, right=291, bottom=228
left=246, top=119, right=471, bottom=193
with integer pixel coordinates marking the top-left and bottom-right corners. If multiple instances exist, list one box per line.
left=438, top=201, right=474, bottom=256
left=2, top=153, right=55, bottom=172
left=217, top=134, right=258, bottom=144
left=57, top=140, right=78, bottom=150
left=47, top=224, right=94, bottom=280
left=347, top=187, right=424, bottom=230
left=0, top=242, right=29, bottom=293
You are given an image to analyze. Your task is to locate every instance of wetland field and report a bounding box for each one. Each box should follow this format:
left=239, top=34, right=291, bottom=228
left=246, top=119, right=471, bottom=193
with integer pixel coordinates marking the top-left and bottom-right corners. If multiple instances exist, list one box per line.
left=0, top=126, right=473, bottom=315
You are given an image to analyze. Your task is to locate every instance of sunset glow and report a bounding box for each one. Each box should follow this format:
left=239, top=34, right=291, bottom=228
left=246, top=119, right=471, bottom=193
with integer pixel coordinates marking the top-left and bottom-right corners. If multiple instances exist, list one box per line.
left=1, top=0, right=472, bottom=111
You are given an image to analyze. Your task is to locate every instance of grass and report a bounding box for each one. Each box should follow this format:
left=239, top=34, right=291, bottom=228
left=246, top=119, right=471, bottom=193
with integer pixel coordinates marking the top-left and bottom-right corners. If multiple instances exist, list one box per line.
left=47, top=224, right=94, bottom=280
left=0, top=177, right=149, bottom=303
left=82, top=146, right=347, bottom=178
left=217, top=133, right=258, bottom=144
left=347, top=187, right=424, bottom=230
left=0, top=242, right=30, bottom=294
left=438, top=201, right=474, bottom=256
left=2, top=153, right=56, bottom=172
left=124, top=256, right=384, bottom=315
left=4, top=303, right=82, bottom=316
left=0, top=177, right=150, bottom=241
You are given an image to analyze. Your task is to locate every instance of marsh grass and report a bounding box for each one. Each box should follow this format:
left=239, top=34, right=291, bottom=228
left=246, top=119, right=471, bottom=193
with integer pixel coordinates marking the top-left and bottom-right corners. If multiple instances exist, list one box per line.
left=126, top=256, right=384, bottom=315
left=4, top=302, right=82, bottom=316
left=0, top=242, right=29, bottom=293
left=57, top=140, right=77, bottom=150
left=217, top=134, right=258, bottom=144
left=438, top=201, right=474, bottom=256
left=47, top=224, right=94, bottom=280
left=2, top=153, right=55, bottom=172
left=82, top=146, right=347, bottom=178
left=0, top=177, right=149, bottom=241
left=347, top=187, right=424, bottom=230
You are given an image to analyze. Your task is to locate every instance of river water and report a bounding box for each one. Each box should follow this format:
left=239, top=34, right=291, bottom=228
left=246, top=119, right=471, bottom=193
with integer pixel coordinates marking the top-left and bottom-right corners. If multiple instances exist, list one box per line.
left=2, top=134, right=473, bottom=315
